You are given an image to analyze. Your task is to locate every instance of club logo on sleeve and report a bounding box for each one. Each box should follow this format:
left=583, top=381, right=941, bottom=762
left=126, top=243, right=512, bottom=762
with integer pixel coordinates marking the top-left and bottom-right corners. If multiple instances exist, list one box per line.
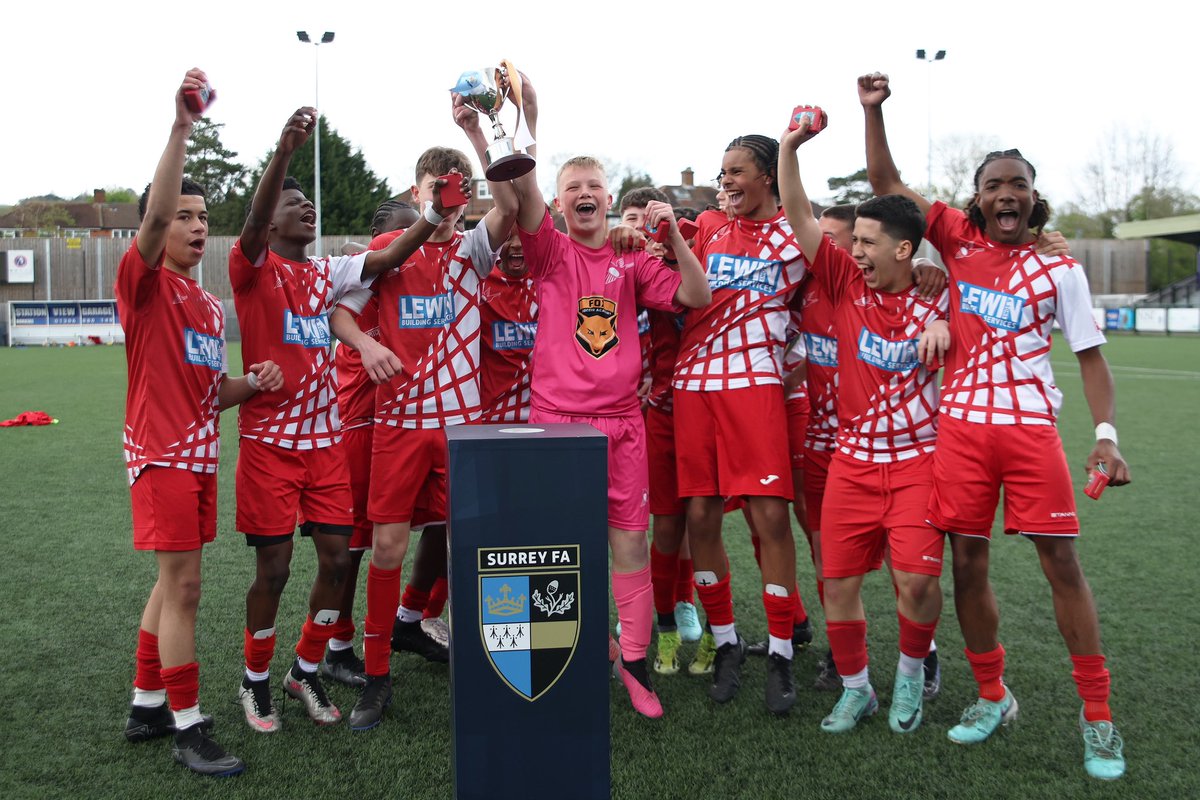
left=804, top=333, right=838, bottom=368
left=575, top=296, right=618, bottom=358
left=479, top=545, right=580, bottom=702
left=856, top=328, right=919, bottom=373
left=705, top=253, right=781, bottom=294
left=958, top=282, right=1025, bottom=331
left=183, top=328, right=224, bottom=371
left=282, top=310, right=331, bottom=348
left=399, top=292, right=455, bottom=328
left=492, top=320, right=537, bottom=351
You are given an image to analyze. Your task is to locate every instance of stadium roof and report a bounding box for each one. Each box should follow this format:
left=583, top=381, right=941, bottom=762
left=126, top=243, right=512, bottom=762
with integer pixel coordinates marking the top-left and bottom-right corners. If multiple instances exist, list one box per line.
left=1114, top=213, right=1200, bottom=246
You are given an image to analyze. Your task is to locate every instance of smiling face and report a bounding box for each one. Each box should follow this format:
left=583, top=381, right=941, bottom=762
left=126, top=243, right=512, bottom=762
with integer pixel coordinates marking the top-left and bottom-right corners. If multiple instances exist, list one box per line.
left=498, top=232, right=527, bottom=278
left=851, top=217, right=912, bottom=293
left=164, top=194, right=208, bottom=271
left=719, top=147, right=775, bottom=220
left=974, top=157, right=1037, bottom=244
left=271, top=188, right=317, bottom=246
left=554, top=165, right=612, bottom=240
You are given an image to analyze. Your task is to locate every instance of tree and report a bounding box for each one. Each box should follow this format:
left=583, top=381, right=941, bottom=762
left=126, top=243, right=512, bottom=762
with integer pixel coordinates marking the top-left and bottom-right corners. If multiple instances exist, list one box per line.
left=929, top=134, right=1000, bottom=208
left=615, top=170, right=654, bottom=204
left=285, top=115, right=391, bottom=235
left=185, top=117, right=249, bottom=207
left=68, top=187, right=138, bottom=204
left=826, top=168, right=873, bottom=205
left=9, top=200, right=74, bottom=233
left=1076, top=128, right=1198, bottom=233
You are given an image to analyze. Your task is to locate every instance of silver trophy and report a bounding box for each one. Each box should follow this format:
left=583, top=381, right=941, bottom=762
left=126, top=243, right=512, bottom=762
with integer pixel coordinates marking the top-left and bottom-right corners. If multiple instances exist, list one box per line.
left=451, top=60, right=535, bottom=181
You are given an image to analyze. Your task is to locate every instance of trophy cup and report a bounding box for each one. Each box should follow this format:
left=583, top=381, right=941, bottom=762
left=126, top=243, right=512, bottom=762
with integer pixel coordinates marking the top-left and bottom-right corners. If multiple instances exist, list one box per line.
left=451, top=60, right=536, bottom=181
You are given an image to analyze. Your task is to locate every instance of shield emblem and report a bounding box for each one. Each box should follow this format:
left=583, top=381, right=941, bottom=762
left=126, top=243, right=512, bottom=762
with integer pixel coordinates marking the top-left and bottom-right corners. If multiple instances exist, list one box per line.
left=479, top=547, right=580, bottom=702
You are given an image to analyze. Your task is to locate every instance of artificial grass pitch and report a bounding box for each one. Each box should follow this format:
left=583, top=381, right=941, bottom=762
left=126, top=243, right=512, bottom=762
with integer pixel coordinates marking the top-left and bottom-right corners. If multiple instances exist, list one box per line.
left=0, top=336, right=1195, bottom=799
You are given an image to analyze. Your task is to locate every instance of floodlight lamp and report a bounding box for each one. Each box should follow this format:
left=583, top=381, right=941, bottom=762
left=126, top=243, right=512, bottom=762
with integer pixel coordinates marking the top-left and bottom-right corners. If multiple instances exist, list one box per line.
left=297, top=31, right=311, bottom=42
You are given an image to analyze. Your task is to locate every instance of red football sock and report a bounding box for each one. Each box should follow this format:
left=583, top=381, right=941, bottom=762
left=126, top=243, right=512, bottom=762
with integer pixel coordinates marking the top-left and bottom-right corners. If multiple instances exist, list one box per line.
left=400, top=584, right=431, bottom=614
left=674, top=558, right=695, bottom=604
left=694, top=572, right=734, bottom=627
left=244, top=628, right=276, bottom=674
left=134, top=629, right=164, bottom=692
left=966, top=644, right=1007, bottom=702
left=898, top=612, right=938, bottom=659
left=295, top=614, right=336, bottom=665
left=763, top=591, right=795, bottom=642
left=1071, top=654, right=1112, bottom=721
left=363, top=563, right=402, bottom=676
left=161, top=662, right=200, bottom=712
left=424, top=577, right=448, bottom=619
left=328, top=618, right=355, bottom=643
left=826, top=620, right=869, bottom=676
left=612, top=565, right=653, bottom=662
left=791, top=581, right=808, bottom=623
left=649, top=544, right=679, bottom=617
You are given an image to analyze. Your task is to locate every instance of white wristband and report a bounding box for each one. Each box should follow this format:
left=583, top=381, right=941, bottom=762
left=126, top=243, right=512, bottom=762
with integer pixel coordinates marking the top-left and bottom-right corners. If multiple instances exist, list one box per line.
left=1095, top=422, right=1117, bottom=445
left=246, top=372, right=259, bottom=391
left=423, top=201, right=444, bottom=225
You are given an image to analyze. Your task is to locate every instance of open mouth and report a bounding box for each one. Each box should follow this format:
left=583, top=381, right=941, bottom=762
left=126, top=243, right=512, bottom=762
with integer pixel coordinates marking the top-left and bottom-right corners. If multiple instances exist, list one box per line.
left=574, top=201, right=598, bottom=219
left=858, top=263, right=876, bottom=281
left=994, top=209, right=1021, bottom=233
left=188, top=238, right=206, bottom=254
left=725, top=190, right=745, bottom=209
left=300, top=210, right=317, bottom=226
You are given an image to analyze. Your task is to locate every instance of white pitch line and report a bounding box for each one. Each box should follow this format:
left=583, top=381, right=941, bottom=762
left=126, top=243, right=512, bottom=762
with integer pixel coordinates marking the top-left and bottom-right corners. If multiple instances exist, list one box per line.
left=1051, top=362, right=1200, bottom=380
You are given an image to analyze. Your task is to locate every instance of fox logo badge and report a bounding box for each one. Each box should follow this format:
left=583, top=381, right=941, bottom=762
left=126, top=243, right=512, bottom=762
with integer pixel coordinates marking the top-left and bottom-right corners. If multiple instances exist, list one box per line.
left=575, top=296, right=618, bottom=358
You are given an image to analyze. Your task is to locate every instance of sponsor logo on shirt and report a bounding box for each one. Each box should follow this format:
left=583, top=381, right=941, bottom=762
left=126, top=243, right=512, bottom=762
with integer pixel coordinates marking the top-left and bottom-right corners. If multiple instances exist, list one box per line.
left=804, top=333, right=838, bottom=368
left=856, top=328, right=918, bottom=373
left=705, top=253, right=781, bottom=294
left=576, top=295, right=619, bottom=359
left=283, top=310, right=331, bottom=348
left=399, top=292, right=455, bottom=329
left=492, top=320, right=537, bottom=351
left=183, top=327, right=224, bottom=371
left=959, top=282, right=1025, bottom=331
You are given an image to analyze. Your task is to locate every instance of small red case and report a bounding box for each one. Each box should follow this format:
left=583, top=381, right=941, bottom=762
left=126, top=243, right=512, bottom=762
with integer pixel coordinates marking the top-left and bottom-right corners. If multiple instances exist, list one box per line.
left=789, top=105, right=825, bottom=133
left=1084, top=465, right=1110, bottom=500
left=437, top=173, right=468, bottom=208
left=184, top=83, right=216, bottom=114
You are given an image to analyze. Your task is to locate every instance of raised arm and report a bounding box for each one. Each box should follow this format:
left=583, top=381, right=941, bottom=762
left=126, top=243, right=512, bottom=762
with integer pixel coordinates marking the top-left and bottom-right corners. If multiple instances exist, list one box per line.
left=859, top=73, right=932, bottom=215
left=645, top=201, right=710, bottom=308
left=136, top=69, right=207, bottom=265
left=239, top=107, right=317, bottom=263
left=777, top=116, right=827, bottom=264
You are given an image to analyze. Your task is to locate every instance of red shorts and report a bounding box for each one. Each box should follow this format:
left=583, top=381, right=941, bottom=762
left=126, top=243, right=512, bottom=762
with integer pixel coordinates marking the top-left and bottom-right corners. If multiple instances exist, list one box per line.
left=342, top=425, right=374, bottom=550
left=928, top=416, right=1079, bottom=538
left=786, top=395, right=810, bottom=471
left=802, top=445, right=834, bottom=531
left=821, top=453, right=944, bottom=578
left=530, top=408, right=649, bottom=531
left=368, top=425, right=448, bottom=526
left=131, top=467, right=217, bottom=552
left=235, top=438, right=354, bottom=537
left=646, top=406, right=682, bottom=516
left=674, top=385, right=792, bottom=500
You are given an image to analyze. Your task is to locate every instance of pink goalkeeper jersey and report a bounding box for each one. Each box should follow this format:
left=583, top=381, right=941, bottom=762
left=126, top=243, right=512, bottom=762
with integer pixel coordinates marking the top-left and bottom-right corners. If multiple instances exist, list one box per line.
left=366, top=225, right=496, bottom=429
left=116, top=239, right=226, bottom=485
left=811, top=237, right=948, bottom=463
left=230, top=241, right=371, bottom=450
left=674, top=209, right=808, bottom=392
left=925, top=202, right=1106, bottom=426
left=519, top=210, right=682, bottom=417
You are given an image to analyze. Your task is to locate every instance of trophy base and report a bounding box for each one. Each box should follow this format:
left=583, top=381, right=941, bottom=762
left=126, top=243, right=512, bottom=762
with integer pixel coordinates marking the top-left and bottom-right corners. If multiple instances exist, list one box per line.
left=485, top=138, right=536, bottom=181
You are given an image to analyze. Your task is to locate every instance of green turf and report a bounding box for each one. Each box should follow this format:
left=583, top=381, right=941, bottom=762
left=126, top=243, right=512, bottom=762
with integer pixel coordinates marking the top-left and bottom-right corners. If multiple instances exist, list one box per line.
left=0, top=335, right=1196, bottom=799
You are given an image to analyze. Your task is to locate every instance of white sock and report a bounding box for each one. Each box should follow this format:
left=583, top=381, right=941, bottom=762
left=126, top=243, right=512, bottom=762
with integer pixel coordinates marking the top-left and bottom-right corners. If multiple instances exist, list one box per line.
left=711, top=622, right=738, bottom=648
left=396, top=605, right=422, bottom=623
left=841, top=666, right=870, bottom=689
left=328, top=637, right=354, bottom=652
left=898, top=653, right=924, bottom=677
left=768, top=635, right=794, bottom=660
left=296, top=656, right=318, bottom=674
left=172, top=704, right=203, bottom=731
left=244, top=667, right=269, bottom=682
left=928, top=639, right=938, bottom=653
left=132, top=687, right=166, bottom=708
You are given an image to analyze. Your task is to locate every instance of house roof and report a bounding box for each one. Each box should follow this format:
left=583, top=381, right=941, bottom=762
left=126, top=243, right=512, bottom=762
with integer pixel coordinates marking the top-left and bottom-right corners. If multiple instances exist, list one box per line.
left=0, top=201, right=140, bottom=230
left=1115, top=213, right=1200, bottom=247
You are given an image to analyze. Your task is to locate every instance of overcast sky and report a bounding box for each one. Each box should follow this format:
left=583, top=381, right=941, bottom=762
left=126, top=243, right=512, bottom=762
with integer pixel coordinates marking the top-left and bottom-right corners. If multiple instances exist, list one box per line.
left=4, top=0, right=1193, bottom=218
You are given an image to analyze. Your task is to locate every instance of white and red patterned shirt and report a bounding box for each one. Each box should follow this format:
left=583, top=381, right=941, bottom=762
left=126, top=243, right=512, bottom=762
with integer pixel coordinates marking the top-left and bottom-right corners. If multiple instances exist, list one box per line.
left=811, top=237, right=948, bottom=463
left=366, top=226, right=496, bottom=429
left=792, top=277, right=840, bottom=453
left=335, top=297, right=380, bottom=432
left=116, top=239, right=226, bottom=485
left=673, top=209, right=808, bottom=392
left=926, top=202, right=1105, bottom=426
left=230, top=242, right=370, bottom=450
left=479, top=266, right=538, bottom=423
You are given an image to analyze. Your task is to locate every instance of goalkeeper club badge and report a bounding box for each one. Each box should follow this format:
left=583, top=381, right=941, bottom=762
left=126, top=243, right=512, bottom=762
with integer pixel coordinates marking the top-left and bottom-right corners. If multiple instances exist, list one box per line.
left=575, top=296, right=618, bottom=358
left=479, top=545, right=580, bottom=701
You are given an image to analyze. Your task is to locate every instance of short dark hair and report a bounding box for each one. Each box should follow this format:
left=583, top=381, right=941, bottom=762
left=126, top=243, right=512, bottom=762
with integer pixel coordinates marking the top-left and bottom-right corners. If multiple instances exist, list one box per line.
left=281, top=176, right=304, bottom=193
left=138, top=178, right=206, bottom=221
left=674, top=206, right=699, bottom=222
left=415, top=147, right=472, bottom=184
left=855, top=195, right=925, bottom=252
left=371, top=199, right=417, bottom=235
left=619, top=187, right=667, bottom=213
left=820, top=203, right=857, bottom=225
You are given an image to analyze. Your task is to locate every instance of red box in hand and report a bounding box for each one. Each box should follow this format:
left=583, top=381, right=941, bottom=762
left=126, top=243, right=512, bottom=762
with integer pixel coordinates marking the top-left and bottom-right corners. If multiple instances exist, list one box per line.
left=789, top=105, right=825, bottom=133
left=437, top=173, right=469, bottom=209
left=184, top=83, right=217, bottom=114
left=1084, top=465, right=1110, bottom=500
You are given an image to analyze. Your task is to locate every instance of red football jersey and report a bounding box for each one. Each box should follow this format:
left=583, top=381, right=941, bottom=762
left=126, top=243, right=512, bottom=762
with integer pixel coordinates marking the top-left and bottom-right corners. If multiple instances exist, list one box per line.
left=479, top=266, right=538, bottom=423
left=335, top=296, right=380, bottom=432
left=116, top=240, right=226, bottom=485
left=673, top=210, right=808, bottom=392
left=645, top=309, right=684, bottom=413
left=811, top=237, right=948, bottom=463
left=230, top=241, right=370, bottom=449
left=791, top=277, right=839, bottom=453
left=367, top=226, right=496, bottom=429
left=926, top=203, right=1105, bottom=425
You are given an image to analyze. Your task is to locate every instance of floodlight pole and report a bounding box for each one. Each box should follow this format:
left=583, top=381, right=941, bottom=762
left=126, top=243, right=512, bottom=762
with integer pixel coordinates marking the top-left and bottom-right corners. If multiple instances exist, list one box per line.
left=916, top=49, right=947, bottom=196
left=297, top=31, right=335, bottom=249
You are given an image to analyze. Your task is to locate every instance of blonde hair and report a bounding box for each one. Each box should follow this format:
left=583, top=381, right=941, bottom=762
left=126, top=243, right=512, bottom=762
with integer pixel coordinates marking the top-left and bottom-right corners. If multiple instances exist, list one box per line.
left=556, top=156, right=607, bottom=187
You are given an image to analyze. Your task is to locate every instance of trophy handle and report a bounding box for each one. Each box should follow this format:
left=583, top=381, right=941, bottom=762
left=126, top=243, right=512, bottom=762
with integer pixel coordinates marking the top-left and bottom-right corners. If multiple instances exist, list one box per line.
left=500, top=59, right=525, bottom=149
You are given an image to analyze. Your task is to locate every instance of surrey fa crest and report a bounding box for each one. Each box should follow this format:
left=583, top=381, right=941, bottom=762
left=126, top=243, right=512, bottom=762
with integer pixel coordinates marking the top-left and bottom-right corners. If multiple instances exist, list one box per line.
left=479, top=545, right=580, bottom=701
